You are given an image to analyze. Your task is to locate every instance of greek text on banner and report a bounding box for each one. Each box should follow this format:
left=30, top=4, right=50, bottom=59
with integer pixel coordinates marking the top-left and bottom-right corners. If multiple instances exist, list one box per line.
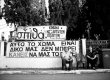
left=6, top=41, right=79, bottom=58
left=16, top=26, right=67, bottom=40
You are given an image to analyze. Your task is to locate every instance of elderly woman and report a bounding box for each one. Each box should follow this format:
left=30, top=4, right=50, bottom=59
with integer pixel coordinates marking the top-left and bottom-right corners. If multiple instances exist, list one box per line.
left=61, top=47, right=73, bottom=70
left=86, top=46, right=98, bottom=70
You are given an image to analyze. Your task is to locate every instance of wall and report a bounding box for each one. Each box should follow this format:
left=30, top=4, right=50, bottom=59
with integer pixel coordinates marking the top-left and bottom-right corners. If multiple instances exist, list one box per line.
left=0, top=57, right=62, bottom=68
left=0, top=41, right=61, bottom=68
left=0, top=41, right=78, bottom=69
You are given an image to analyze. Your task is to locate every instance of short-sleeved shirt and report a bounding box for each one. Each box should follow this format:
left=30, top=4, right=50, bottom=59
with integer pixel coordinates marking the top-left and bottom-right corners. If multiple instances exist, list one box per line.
left=61, top=51, right=72, bottom=60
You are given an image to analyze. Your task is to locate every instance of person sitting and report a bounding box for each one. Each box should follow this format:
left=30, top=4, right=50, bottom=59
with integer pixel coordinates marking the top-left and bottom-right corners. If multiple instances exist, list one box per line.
left=95, top=46, right=103, bottom=68
left=61, top=47, right=73, bottom=70
left=86, top=46, right=98, bottom=70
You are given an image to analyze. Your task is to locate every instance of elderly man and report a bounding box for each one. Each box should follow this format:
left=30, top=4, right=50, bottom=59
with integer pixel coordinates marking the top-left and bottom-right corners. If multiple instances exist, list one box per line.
left=61, top=47, right=73, bottom=70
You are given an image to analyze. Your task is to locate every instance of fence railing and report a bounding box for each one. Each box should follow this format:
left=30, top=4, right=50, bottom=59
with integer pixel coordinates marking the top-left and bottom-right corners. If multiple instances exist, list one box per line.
left=86, top=40, right=109, bottom=49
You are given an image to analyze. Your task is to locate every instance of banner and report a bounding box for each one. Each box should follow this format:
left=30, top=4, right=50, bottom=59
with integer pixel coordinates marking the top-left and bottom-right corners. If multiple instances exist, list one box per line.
left=16, top=25, right=67, bottom=40
left=6, top=41, right=79, bottom=58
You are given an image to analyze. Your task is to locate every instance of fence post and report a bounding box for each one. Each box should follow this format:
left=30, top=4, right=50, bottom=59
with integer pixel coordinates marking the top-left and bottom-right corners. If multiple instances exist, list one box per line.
left=81, top=38, right=86, bottom=57
left=0, top=41, right=1, bottom=56
left=0, top=41, right=4, bottom=57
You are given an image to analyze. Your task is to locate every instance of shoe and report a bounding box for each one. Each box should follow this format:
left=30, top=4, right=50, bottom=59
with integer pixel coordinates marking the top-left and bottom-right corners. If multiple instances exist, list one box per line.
left=65, top=67, right=68, bottom=70
left=68, top=68, right=71, bottom=71
left=62, top=68, right=64, bottom=70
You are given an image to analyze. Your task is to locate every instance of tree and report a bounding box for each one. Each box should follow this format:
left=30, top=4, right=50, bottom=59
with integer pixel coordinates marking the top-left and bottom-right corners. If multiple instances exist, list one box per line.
left=62, top=0, right=79, bottom=30
left=91, top=0, right=110, bottom=40
left=75, top=0, right=88, bottom=39
left=2, top=0, right=45, bottom=27
left=76, top=0, right=110, bottom=40
left=49, top=0, right=64, bottom=25
left=49, top=0, right=79, bottom=39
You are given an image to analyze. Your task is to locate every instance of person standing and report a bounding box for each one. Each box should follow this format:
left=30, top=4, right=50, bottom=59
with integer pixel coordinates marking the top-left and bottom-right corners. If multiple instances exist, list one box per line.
left=61, top=47, right=73, bottom=70
left=86, top=46, right=98, bottom=70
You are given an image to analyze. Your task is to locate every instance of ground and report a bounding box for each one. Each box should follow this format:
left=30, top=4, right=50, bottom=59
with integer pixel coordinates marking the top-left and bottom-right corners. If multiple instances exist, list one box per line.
left=0, top=73, right=110, bottom=80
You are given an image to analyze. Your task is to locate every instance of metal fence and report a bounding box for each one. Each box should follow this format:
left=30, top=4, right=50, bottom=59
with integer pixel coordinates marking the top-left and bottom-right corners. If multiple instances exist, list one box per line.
left=86, top=40, right=109, bottom=50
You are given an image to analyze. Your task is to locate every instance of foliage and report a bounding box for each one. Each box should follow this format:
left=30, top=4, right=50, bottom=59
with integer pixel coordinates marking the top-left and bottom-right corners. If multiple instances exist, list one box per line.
left=49, top=0, right=79, bottom=30
left=76, top=0, right=110, bottom=40
left=2, top=0, right=45, bottom=27
left=49, top=0, right=63, bottom=25
left=3, top=0, right=110, bottom=40
left=49, top=0, right=79, bottom=39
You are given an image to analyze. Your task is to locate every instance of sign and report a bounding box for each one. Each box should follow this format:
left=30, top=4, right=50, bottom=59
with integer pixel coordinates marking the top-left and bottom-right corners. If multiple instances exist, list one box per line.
left=16, top=25, right=67, bottom=40
left=86, top=40, right=109, bottom=49
left=87, top=40, right=108, bottom=45
left=6, top=41, right=79, bottom=58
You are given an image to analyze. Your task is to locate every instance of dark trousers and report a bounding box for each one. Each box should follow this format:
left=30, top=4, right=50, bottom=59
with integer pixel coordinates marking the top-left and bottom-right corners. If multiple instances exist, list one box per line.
left=62, top=59, right=73, bottom=70
left=87, top=57, right=98, bottom=69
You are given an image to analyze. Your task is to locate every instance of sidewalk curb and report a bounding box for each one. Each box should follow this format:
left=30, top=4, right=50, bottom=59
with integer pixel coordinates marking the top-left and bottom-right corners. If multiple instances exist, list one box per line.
left=0, top=69, right=110, bottom=74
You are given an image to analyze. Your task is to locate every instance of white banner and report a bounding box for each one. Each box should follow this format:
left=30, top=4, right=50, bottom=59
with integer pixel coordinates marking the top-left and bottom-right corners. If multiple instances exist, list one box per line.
left=16, top=25, right=67, bottom=40
left=6, top=41, right=79, bottom=58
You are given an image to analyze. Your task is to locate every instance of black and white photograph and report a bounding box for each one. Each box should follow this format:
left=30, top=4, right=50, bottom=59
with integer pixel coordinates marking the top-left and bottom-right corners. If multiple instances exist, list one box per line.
left=0, top=0, right=110, bottom=80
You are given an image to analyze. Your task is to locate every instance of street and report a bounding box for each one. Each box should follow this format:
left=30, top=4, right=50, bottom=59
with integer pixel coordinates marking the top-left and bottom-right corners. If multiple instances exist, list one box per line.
left=0, top=73, right=110, bottom=80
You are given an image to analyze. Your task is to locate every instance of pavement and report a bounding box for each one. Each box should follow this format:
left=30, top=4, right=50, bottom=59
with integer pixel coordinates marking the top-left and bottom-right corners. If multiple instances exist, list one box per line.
left=0, top=68, right=110, bottom=74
